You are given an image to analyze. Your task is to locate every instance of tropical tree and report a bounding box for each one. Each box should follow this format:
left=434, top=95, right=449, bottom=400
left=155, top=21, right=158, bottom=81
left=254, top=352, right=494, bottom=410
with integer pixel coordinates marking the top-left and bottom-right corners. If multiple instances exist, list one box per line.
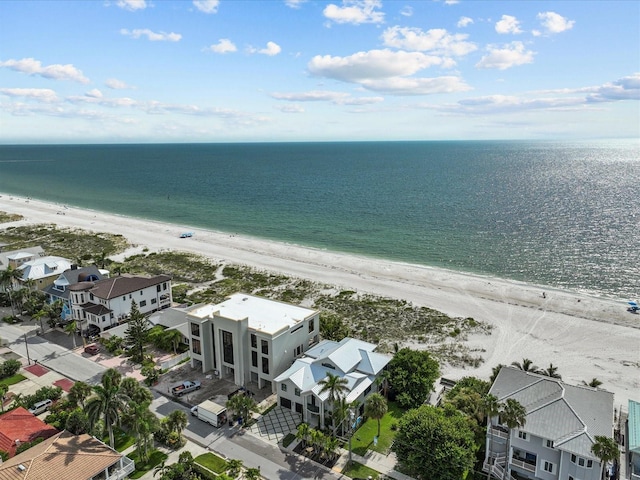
left=226, top=459, right=243, bottom=477
left=165, top=410, right=188, bottom=437
left=364, top=393, right=388, bottom=437
left=64, top=320, right=78, bottom=348
left=591, top=435, right=619, bottom=480
left=375, top=369, right=390, bottom=399
left=130, top=403, right=158, bottom=464
left=119, top=377, right=153, bottom=406
left=319, top=313, right=351, bottom=341
left=44, top=300, right=64, bottom=328
left=0, top=384, right=8, bottom=413
left=124, top=300, right=149, bottom=363
left=68, top=381, right=93, bottom=408
left=245, top=467, right=262, bottom=480
left=392, top=405, right=476, bottom=480
left=500, top=398, right=527, bottom=480
left=583, top=378, right=603, bottom=388
left=318, top=372, right=349, bottom=433
left=296, top=423, right=311, bottom=448
left=65, top=408, right=90, bottom=435
left=387, top=348, right=440, bottom=409
left=510, top=358, right=540, bottom=374
left=32, top=309, right=47, bottom=334
left=226, top=394, right=258, bottom=426
left=540, top=363, right=561, bottom=379
left=85, top=368, right=130, bottom=449
left=163, top=329, right=183, bottom=354
left=0, top=266, right=22, bottom=315
left=480, top=394, right=501, bottom=480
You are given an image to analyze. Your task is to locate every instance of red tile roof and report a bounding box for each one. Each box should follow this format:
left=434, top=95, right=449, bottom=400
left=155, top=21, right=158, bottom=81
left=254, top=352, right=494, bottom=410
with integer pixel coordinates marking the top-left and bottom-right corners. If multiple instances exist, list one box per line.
left=0, top=408, right=58, bottom=458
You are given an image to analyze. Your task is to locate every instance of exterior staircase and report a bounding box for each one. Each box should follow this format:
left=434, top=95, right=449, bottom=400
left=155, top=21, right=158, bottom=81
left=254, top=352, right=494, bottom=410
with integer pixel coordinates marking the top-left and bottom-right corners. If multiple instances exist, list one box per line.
left=482, top=454, right=518, bottom=480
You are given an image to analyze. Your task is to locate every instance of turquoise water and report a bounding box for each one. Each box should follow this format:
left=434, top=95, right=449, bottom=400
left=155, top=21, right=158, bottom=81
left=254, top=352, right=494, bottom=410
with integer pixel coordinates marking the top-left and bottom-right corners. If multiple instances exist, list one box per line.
left=0, top=141, right=638, bottom=299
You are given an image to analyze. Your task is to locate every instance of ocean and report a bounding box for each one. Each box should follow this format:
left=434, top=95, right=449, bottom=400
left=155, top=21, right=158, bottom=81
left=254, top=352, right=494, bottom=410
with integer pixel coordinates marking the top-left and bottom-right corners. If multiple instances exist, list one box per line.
left=0, top=141, right=638, bottom=300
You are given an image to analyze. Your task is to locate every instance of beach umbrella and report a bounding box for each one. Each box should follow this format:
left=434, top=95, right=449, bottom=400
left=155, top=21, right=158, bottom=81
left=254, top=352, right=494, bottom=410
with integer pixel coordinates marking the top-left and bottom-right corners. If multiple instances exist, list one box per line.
left=629, top=301, right=638, bottom=306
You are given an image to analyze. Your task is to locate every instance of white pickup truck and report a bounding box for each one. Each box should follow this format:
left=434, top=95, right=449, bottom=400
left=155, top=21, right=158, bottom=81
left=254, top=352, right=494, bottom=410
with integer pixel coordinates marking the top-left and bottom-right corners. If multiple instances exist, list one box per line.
left=171, top=380, right=201, bottom=396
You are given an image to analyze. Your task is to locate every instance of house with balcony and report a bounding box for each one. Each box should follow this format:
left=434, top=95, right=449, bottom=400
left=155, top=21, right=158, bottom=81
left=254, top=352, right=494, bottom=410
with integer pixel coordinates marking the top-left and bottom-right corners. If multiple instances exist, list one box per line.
left=0, top=246, right=45, bottom=272
left=627, top=399, right=640, bottom=480
left=0, top=430, right=134, bottom=480
left=69, top=274, right=172, bottom=333
left=274, top=337, right=391, bottom=428
left=187, top=293, right=320, bottom=393
left=15, top=255, right=73, bottom=290
left=43, top=265, right=107, bottom=321
left=485, top=366, right=614, bottom=480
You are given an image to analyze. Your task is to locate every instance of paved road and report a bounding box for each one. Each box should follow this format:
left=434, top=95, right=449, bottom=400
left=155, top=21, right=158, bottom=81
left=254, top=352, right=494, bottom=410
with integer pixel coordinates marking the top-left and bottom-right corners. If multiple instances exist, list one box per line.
left=0, top=322, right=107, bottom=385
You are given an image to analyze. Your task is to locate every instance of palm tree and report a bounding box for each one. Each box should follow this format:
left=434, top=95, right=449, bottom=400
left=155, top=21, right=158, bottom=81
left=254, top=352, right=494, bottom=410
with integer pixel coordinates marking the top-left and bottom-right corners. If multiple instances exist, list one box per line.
left=226, top=459, right=243, bottom=478
left=245, top=467, right=262, bottom=480
left=332, top=397, right=350, bottom=436
left=0, top=384, right=8, bottom=413
left=163, top=328, right=183, bottom=354
left=591, top=435, right=619, bottom=480
left=64, top=320, right=78, bottom=348
left=68, top=381, right=93, bottom=408
left=510, top=358, right=540, bottom=374
left=490, top=364, right=506, bottom=383
left=85, top=368, right=130, bottom=449
left=375, top=369, right=390, bottom=398
left=540, top=363, right=561, bottom=379
left=32, top=309, right=47, bottom=334
left=500, top=398, right=527, bottom=480
left=583, top=378, right=603, bottom=388
left=364, top=393, right=388, bottom=437
left=481, top=393, right=501, bottom=479
left=296, top=422, right=311, bottom=448
left=226, top=394, right=258, bottom=426
left=166, top=409, right=188, bottom=436
left=0, top=266, right=23, bottom=316
left=318, top=372, right=349, bottom=434
left=130, top=404, right=158, bottom=464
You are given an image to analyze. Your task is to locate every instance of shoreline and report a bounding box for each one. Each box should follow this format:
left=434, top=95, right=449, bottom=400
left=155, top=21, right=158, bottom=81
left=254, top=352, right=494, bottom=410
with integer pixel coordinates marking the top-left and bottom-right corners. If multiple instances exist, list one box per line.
left=1, top=193, right=639, bottom=406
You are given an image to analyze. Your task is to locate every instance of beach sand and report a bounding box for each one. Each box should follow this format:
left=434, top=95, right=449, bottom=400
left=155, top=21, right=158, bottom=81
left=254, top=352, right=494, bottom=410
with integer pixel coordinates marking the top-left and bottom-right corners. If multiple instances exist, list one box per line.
left=1, top=194, right=638, bottom=408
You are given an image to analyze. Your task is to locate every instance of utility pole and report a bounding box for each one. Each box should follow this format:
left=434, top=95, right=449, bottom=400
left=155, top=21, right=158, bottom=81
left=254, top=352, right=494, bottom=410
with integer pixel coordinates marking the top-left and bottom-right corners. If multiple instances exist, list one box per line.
left=23, top=333, right=30, bottom=365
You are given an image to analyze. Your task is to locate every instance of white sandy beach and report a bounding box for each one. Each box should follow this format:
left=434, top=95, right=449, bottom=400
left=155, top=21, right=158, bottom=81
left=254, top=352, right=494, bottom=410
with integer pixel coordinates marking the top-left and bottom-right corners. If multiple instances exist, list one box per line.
left=1, top=194, right=639, bottom=408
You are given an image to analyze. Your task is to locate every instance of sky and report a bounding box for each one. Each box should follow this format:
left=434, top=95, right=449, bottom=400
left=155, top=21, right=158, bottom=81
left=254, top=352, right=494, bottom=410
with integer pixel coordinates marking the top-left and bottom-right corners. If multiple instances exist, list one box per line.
left=0, top=0, right=638, bottom=144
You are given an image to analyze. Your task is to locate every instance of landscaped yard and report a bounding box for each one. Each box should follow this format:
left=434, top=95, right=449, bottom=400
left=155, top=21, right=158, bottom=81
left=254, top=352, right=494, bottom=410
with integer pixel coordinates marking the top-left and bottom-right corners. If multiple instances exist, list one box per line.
left=351, top=401, right=404, bottom=456
left=104, top=428, right=135, bottom=452
left=127, top=448, right=168, bottom=479
left=342, top=461, right=381, bottom=479
left=194, top=452, right=228, bottom=474
left=0, top=374, right=26, bottom=387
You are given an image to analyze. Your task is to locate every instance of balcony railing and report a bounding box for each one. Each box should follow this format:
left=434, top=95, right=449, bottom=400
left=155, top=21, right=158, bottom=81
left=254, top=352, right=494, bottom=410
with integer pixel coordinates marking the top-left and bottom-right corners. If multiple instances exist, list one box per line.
left=511, top=457, right=536, bottom=473
left=110, top=456, right=135, bottom=480
left=490, top=425, right=508, bottom=439
left=306, top=404, right=319, bottom=413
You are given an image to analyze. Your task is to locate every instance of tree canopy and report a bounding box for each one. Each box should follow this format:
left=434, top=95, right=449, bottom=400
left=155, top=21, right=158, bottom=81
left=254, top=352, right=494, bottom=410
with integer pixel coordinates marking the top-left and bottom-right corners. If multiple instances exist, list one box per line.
left=387, top=348, right=439, bottom=409
left=393, top=405, right=476, bottom=480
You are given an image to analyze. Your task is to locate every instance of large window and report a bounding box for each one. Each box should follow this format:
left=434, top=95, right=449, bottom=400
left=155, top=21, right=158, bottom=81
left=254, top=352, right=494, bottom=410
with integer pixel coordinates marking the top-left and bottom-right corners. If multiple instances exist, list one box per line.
left=222, top=330, right=234, bottom=364
left=309, top=318, right=315, bottom=333
left=191, top=323, right=200, bottom=336
left=261, top=339, right=268, bottom=355
left=262, top=357, right=269, bottom=374
left=192, top=339, right=201, bottom=355
left=252, top=351, right=258, bottom=367
left=251, top=334, right=257, bottom=348
left=543, top=461, right=554, bottom=473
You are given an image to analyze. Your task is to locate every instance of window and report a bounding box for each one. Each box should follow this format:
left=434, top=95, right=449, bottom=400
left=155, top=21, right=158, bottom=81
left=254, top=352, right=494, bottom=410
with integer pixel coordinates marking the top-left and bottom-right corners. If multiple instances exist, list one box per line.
left=569, top=477, right=574, bottom=480
left=122, top=296, right=126, bottom=301
left=192, top=339, right=201, bottom=354
left=587, top=460, right=593, bottom=468
left=543, top=461, right=554, bottom=473
left=140, top=300, right=147, bottom=307
left=571, top=454, right=577, bottom=464
left=281, top=383, right=287, bottom=392
left=157, top=285, right=161, bottom=292
left=294, top=388, right=301, bottom=397
left=364, top=385, right=372, bottom=396
left=309, top=318, right=315, bottom=333
left=546, top=439, right=554, bottom=448
left=578, top=458, right=585, bottom=467
left=151, top=298, right=156, bottom=304
left=321, top=362, right=336, bottom=370
left=251, top=334, right=257, bottom=348
left=518, top=431, right=527, bottom=440
left=252, top=351, right=258, bottom=367
left=163, top=282, right=167, bottom=290
left=262, top=357, right=269, bottom=374
left=191, top=323, right=200, bottom=336
left=290, top=324, right=303, bottom=334
left=90, top=293, right=94, bottom=300
left=222, top=330, right=234, bottom=364
left=261, top=339, right=268, bottom=355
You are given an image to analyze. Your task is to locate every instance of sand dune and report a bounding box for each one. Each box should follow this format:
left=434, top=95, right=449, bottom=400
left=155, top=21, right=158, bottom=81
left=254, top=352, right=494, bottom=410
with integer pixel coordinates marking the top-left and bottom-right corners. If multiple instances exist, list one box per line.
left=1, top=193, right=638, bottom=407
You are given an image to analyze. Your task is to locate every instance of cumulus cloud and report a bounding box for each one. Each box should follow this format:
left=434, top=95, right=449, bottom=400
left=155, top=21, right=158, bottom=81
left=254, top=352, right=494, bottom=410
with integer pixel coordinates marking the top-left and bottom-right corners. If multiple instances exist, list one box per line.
left=193, top=0, right=220, bottom=14
left=495, top=15, right=522, bottom=34
left=536, top=11, right=575, bottom=34
left=115, top=0, right=147, bottom=11
left=206, top=39, right=237, bottom=54
left=476, top=41, right=535, bottom=70
left=106, top=78, right=134, bottom=89
left=0, top=57, right=89, bottom=83
left=120, top=29, right=182, bottom=42
left=457, top=16, right=473, bottom=28
left=85, top=89, right=103, bottom=98
left=0, top=88, right=59, bottom=103
left=323, top=0, right=384, bottom=25
left=247, top=41, right=281, bottom=56
left=586, top=73, right=640, bottom=102
left=381, top=26, right=477, bottom=57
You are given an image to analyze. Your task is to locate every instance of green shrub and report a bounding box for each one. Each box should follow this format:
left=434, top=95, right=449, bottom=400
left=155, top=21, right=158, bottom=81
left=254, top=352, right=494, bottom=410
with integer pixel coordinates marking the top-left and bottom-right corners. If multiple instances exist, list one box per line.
left=0, top=359, right=22, bottom=379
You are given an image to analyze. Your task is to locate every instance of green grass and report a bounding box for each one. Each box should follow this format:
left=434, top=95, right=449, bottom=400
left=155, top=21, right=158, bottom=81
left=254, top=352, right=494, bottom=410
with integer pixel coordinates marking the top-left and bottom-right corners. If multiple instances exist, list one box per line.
left=195, top=452, right=228, bottom=474
left=103, top=428, right=135, bottom=452
left=351, top=401, right=405, bottom=456
left=0, top=374, right=27, bottom=387
left=342, top=461, right=381, bottom=479
left=127, top=449, right=168, bottom=479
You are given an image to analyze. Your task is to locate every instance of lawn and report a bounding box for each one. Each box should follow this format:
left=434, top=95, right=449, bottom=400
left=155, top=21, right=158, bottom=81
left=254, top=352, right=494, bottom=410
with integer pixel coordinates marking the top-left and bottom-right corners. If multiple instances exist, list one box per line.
left=0, top=374, right=27, bottom=387
left=351, top=400, right=404, bottom=456
left=127, top=449, right=168, bottom=479
left=103, top=428, right=135, bottom=452
left=342, top=461, right=381, bottom=479
left=195, top=452, right=228, bottom=474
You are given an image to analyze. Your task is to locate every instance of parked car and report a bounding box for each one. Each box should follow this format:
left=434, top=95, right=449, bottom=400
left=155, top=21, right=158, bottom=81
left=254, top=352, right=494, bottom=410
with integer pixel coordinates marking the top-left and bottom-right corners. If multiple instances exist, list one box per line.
left=84, top=344, right=99, bottom=355
left=28, top=399, right=52, bottom=415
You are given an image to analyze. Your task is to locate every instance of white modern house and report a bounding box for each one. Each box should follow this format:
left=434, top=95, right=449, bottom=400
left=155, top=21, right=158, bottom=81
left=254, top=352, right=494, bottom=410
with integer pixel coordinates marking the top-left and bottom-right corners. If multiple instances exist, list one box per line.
left=43, top=265, right=107, bottom=321
left=274, top=337, right=391, bottom=427
left=485, top=367, right=615, bottom=480
left=69, top=274, right=172, bottom=333
left=187, top=293, right=320, bottom=393
left=627, top=399, right=640, bottom=480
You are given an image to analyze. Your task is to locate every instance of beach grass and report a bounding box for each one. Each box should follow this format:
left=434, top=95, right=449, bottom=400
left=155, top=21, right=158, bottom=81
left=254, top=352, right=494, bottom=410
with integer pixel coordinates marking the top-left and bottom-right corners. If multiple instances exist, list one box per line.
left=0, top=211, right=22, bottom=223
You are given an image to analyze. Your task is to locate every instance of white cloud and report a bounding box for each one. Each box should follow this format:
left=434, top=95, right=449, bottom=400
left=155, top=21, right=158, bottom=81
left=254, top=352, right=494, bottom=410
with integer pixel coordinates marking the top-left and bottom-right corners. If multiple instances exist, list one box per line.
left=444, top=0, right=459, bottom=4
left=381, top=26, right=477, bottom=56
left=0, top=57, right=89, bottom=83
left=248, top=41, right=281, bottom=56
left=120, top=28, right=182, bottom=42
left=270, top=90, right=384, bottom=105
left=457, top=16, right=473, bottom=28
left=476, top=41, right=535, bottom=70
left=537, top=11, right=575, bottom=34
left=274, top=104, right=305, bottom=113
left=86, top=89, right=103, bottom=98
left=115, top=0, right=147, bottom=11
left=0, top=88, right=58, bottom=103
left=193, top=0, right=220, bottom=14
left=586, top=73, right=640, bottom=102
left=359, top=76, right=472, bottom=95
left=323, top=0, right=384, bottom=25
left=67, top=92, right=138, bottom=108
left=284, top=0, right=307, bottom=8
left=206, top=39, right=237, bottom=54
left=105, top=78, right=134, bottom=89
left=495, top=15, right=522, bottom=34
left=400, top=6, right=413, bottom=17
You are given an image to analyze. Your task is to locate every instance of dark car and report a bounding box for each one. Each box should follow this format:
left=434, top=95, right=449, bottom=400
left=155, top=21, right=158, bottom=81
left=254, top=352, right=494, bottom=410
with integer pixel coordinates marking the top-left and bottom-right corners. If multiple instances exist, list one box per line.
left=84, top=344, right=99, bottom=355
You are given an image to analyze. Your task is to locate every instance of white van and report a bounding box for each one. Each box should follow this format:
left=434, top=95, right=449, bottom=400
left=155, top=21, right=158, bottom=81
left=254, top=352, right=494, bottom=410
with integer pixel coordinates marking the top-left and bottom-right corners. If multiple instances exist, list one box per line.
left=28, top=399, right=52, bottom=415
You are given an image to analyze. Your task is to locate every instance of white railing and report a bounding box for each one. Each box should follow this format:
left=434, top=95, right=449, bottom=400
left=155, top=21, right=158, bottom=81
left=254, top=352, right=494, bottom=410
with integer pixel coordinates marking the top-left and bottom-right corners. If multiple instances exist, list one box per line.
left=490, top=426, right=509, bottom=439
left=511, top=457, right=536, bottom=473
left=109, top=456, right=135, bottom=479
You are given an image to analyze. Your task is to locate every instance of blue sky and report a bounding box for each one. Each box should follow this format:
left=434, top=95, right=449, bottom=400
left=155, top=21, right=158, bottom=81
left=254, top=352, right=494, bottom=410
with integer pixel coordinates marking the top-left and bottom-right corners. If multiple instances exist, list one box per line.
left=0, top=0, right=638, bottom=143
